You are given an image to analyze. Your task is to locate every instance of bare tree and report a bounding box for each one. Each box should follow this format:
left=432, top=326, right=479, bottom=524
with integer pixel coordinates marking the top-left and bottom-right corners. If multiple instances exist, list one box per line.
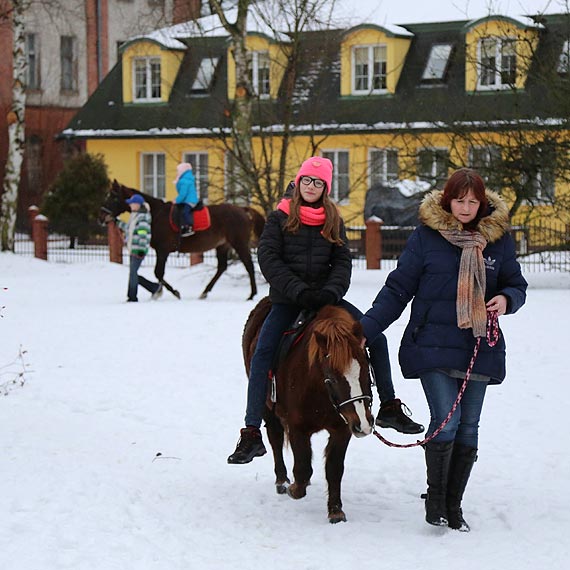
left=1, top=0, right=26, bottom=251
left=206, top=0, right=339, bottom=213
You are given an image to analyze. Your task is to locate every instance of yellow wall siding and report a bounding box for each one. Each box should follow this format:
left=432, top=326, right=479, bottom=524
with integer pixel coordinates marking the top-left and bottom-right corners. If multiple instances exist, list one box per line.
left=465, top=19, right=539, bottom=92
left=340, top=28, right=411, bottom=96
left=88, top=125, right=570, bottom=227
left=121, top=41, right=184, bottom=103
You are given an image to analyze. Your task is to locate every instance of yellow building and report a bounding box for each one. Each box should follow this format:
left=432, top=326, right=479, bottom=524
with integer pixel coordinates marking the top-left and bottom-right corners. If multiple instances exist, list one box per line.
left=63, top=12, right=570, bottom=230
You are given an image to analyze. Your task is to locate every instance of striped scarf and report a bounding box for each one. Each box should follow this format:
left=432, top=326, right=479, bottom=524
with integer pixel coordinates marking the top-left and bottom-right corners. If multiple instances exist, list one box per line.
left=439, top=229, right=488, bottom=338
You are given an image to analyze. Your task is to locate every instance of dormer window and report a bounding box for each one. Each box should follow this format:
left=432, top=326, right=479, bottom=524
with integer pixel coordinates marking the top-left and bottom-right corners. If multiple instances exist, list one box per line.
left=478, top=37, right=516, bottom=89
left=352, top=45, right=387, bottom=94
left=422, top=44, right=452, bottom=82
left=558, top=39, right=570, bottom=74
left=248, top=50, right=270, bottom=98
left=192, top=57, right=219, bottom=92
left=133, top=57, right=161, bottom=101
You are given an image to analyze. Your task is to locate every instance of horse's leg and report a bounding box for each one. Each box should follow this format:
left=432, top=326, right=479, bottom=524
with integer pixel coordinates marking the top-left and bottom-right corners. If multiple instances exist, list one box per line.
left=264, top=408, right=289, bottom=494
left=324, top=429, right=352, bottom=524
left=154, top=252, right=180, bottom=299
left=199, top=245, right=228, bottom=299
left=287, top=428, right=313, bottom=500
left=232, top=241, right=257, bottom=301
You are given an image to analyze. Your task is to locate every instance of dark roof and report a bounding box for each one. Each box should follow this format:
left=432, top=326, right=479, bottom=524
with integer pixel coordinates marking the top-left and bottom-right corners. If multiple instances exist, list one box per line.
left=65, top=14, right=570, bottom=137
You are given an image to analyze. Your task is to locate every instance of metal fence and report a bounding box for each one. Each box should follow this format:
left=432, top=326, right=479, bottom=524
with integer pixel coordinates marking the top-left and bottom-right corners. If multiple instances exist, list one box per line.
left=14, top=220, right=570, bottom=273
left=346, top=221, right=570, bottom=273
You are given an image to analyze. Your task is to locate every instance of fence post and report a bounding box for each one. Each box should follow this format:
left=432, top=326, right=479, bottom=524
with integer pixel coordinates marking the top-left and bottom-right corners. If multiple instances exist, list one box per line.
left=28, top=205, right=39, bottom=239
left=107, top=221, right=123, bottom=264
left=190, top=252, right=203, bottom=266
left=33, top=214, right=48, bottom=261
left=365, top=217, right=383, bottom=270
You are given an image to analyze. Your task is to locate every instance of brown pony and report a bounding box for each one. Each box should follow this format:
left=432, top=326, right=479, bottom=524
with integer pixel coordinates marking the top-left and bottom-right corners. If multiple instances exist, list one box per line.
left=101, top=180, right=265, bottom=300
left=242, top=297, right=374, bottom=523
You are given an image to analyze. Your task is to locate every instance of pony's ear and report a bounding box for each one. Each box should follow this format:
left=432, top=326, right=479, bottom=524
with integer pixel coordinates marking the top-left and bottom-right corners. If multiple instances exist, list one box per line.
left=314, top=331, right=329, bottom=352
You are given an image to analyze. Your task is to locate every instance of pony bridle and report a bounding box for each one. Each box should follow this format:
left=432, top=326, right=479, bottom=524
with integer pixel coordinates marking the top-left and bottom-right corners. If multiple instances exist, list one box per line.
left=323, top=355, right=372, bottom=425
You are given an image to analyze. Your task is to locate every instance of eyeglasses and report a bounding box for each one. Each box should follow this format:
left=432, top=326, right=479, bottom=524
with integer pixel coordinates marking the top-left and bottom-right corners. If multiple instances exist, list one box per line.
left=299, top=176, right=325, bottom=189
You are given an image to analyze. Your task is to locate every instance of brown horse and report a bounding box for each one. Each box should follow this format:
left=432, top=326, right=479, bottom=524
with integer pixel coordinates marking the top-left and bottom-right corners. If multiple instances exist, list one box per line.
left=101, top=180, right=265, bottom=300
left=242, top=297, right=374, bottom=523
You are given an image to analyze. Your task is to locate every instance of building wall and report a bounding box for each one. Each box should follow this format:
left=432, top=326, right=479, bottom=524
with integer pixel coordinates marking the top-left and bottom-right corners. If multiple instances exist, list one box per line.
left=0, top=0, right=179, bottom=229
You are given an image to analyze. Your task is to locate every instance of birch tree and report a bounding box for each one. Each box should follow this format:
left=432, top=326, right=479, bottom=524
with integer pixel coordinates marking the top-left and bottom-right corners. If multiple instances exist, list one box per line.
left=206, top=0, right=338, bottom=212
left=1, top=0, right=26, bottom=251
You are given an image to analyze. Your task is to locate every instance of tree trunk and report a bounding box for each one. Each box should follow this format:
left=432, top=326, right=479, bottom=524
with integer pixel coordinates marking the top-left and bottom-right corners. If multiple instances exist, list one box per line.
left=1, top=0, right=26, bottom=252
left=209, top=0, right=255, bottom=203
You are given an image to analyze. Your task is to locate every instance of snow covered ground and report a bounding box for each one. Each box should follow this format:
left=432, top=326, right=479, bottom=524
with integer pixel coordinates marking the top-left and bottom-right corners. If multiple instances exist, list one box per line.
left=1, top=252, right=568, bottom=569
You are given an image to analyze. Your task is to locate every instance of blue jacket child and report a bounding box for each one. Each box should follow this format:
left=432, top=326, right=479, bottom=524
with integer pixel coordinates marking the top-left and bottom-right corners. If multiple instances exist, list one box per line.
left=174, top=162, right=198, bottom=235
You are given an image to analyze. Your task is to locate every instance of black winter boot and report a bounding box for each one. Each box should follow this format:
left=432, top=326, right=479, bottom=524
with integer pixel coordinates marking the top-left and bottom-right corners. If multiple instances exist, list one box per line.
left=227, top=426, right=267, bottom=464
left=375, top=398, right=424, bottom=434
left=446, top=444, right=478, bottom=532
left=424, top=440, right=454, bottom=526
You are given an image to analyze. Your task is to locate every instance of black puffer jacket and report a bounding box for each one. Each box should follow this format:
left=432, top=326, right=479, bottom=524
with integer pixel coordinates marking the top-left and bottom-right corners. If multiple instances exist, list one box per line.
left=258, top=210, right=352, bottom=305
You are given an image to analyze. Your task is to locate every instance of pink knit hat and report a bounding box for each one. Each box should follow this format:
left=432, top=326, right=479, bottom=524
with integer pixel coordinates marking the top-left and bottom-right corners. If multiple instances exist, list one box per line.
left=174, top=162, right=192, bottom=184
left=295, top=156, right=333, bottom=194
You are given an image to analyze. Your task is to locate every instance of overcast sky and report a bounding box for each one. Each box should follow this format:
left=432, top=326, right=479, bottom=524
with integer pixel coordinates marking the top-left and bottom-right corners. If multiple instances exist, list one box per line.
left=336, top=0, right=567, bottom=25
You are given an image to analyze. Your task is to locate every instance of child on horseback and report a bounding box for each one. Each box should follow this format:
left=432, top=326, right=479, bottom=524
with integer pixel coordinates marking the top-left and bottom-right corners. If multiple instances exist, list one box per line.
left=228, top=156, right=423, bottom=465
left=174, top=162, right=198, bottom=236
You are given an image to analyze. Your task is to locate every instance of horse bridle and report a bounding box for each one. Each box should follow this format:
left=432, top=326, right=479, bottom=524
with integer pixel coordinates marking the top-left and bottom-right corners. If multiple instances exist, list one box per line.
left=323, top=354, right=372, bottom=424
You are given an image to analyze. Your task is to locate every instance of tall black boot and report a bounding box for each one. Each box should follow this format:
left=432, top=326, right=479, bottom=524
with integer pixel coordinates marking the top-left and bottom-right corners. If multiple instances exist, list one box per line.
left=447, top=444, right=478, bottom=532
left=424, top=440, right=454, bottom=526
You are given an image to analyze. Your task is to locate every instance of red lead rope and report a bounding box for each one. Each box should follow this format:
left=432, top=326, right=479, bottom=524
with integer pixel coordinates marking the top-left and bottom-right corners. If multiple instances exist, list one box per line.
left=372, top=311, right=500, bottom=449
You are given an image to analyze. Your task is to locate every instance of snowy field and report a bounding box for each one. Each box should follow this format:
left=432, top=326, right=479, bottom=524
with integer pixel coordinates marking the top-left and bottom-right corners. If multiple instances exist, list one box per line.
left=1, top=252, right=568, bottom=570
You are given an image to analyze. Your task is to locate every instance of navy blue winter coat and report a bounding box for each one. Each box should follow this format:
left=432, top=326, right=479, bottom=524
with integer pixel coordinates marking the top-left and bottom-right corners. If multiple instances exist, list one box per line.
left=361, top=190, right=527, bottom=384
left=258, top=209, right=352, bottom=306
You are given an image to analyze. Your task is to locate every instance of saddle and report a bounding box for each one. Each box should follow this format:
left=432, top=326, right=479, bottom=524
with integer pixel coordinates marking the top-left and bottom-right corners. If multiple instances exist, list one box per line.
left=269, top=308, right=316, bottom=403
left=169, top=201, right=211, bottom=233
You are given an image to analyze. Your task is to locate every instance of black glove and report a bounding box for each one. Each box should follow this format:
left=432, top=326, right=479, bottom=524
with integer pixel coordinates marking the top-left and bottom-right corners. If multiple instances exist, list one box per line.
left=298, top=289, right=322, bottom=311
left=317, top=290, right=336, bottom=307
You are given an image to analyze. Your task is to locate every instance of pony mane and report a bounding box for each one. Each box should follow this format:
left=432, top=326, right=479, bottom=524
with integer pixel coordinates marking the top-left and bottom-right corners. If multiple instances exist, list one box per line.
left=307, top=307, right=360, bottom=372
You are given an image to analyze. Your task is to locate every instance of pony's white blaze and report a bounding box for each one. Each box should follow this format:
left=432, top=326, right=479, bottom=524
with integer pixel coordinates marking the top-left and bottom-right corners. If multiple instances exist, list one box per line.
left=345, top=359, right=372, bottom=435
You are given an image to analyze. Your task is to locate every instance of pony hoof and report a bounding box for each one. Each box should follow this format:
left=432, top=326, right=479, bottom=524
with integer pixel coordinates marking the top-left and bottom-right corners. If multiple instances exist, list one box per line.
left=173, top=290, right=181, bottom=299
left=199, top=292, right=208, bottom=300
left=275, top=480, right=290, bottom=495
left=328, top=510, right=347, bottom=524
left=287, top=483, right=307, bottom=500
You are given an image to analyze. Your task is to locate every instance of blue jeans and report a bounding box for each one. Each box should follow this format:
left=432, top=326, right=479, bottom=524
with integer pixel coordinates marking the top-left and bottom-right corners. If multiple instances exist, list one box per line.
left=244, top=300, right=394, bottom=428
left=420, top=370, right=488, bottom=448
left=128, top=254, right=160, bottom=301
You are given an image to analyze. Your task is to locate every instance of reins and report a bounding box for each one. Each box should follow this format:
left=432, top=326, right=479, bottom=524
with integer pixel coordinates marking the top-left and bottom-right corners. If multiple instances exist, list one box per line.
left=372, top=311, right=500, bottom=449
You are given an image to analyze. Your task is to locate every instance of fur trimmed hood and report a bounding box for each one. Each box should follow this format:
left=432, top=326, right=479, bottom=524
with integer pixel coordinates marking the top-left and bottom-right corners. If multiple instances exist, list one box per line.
left=418, top=189, right=510, bottom=244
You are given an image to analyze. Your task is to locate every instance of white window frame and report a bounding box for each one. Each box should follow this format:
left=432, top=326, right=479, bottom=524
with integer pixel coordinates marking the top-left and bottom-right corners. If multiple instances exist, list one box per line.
left=60, top=35, right=78, bottom=92
left=322, top=150, right=350, bottom=204
left=422, top=44, right=453, bottom=82
left=477, top=37, right=517, bottom=90
left=369, top=148, right=399, bottom=187
left=417, top=148, right=449, bottom=185
left=248, top=51, right=270, bottom=98
left=352, top=44, right=387, bottom=94
left=140, top=153, right=166, bottom=198
left=192, top=57, right=219, bottom=91
left=224, top=152, right=249, bottom=205
left=133, top=57, right=161, bottom=102
left=25, top=33, right=41, bottom=90
left=558, top=39, right=570, bottom=74
left=468, top=145, right=501, bottom=185
left=182, top=152, right=209, bottom=203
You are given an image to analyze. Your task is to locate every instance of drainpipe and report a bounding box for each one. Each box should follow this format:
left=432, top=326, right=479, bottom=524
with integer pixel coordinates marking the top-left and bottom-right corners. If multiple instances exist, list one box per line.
left=96, top=0, right=103, bottom=83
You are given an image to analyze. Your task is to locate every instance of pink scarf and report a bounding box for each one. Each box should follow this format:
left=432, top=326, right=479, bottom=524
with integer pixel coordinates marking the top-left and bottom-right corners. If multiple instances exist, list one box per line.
left=277, top=199, right=326, bottom=226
